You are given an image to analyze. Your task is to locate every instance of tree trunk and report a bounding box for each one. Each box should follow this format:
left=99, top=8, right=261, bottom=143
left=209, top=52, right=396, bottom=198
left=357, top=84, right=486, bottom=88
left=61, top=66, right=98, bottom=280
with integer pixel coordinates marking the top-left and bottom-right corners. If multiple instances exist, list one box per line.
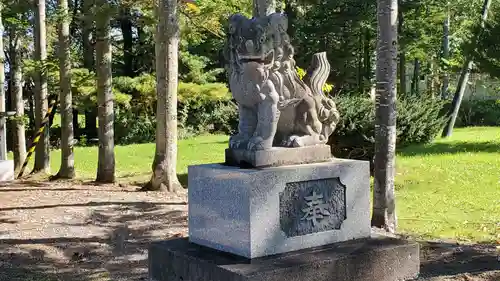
left=33, top=0, right=50, bottom=174
left=84, top=108, right=97, bottom=139
left=56, top=0, right=75, bottom=179
left=442, top=0, right=492, bottom=138
left=441, top=9, right=450, bottom=99
left=9, top=29, right=27, bottom=171
left=143, top=0, right=182, bottom=192
left=95, top=3, right=115, bottom=183
left=82, top=0, right=97, bottom=141
left=398, top=8, right=406, bottom=96
left=253, top=0, right=275, bottom=17
left=410, top=58, right=420, bottom=95
left=73, top=109, right=80, bottom=139
left=0, top=3, right=6, bottom=161
left=82, top=0, right=94, bottom=70
left=372, top=0, right=398, bottom=233
left=120, top=7, right=134, bottom=77
left=284, top=0, right=297, bottom=38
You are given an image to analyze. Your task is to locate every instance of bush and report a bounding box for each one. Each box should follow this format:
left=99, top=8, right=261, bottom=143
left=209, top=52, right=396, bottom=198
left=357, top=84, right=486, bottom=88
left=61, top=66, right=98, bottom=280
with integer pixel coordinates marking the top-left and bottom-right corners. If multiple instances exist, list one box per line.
left=112, top=79, right=237, bottom=144
left=114, top=106, right=157, bottom=145
left=455, top=99, right=500, bottom=127
left=330, top=95, right=448, bottom=162
left=178, top=82, right=237, bottom=135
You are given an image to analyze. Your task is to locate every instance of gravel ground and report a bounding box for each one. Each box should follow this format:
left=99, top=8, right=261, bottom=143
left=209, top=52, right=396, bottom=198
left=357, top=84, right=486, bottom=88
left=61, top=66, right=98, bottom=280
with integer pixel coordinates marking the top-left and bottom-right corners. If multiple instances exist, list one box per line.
left=0, top=180, right=498, bottom=281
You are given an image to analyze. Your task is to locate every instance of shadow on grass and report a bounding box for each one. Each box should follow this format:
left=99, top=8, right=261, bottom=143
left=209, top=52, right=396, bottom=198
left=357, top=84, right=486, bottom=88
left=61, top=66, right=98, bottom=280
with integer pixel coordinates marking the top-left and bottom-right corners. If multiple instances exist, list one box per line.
left=418, top=240, right=500, bottom=279
left=0, top=201, right=187, bottom=281
left=399, top=142, right=500, bottom=157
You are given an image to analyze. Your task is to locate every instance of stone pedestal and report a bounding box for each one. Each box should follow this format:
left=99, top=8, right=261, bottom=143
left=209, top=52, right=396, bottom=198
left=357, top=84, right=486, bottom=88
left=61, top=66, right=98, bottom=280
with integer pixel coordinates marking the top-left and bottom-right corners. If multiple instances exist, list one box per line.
left=225, top=145, right=332, bottom=168
left=188, top=159, right=371, bottom=259
left=0, top=160, right=14, bottom=182
left=149, top=237, right=420, bottom=281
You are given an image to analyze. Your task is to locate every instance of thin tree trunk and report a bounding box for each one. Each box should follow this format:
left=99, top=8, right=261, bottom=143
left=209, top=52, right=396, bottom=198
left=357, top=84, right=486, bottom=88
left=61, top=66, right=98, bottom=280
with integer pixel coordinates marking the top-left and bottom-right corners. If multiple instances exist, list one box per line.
left=82, top=0, right=97, bottom=140
left=95, top=3, right=115, bottom=183
left=364, top=29, right=372, bottom=90
left=143, top=0, right=181, bottom=192
left=0, top=3, right=6, bottom=161
left=441, top=8, right=450, bottom=99
left=34, top=0, right=50, bottom=173
left=372, top=0, right=398, bottom=233
left=442, top=0, right=492, bottom=138
left=284, top=0, right=297, bottom=38
left=427, top=60, right=435, bottom=97
left=56, top=0, right=75, bottom=179
left=120, top=7, right=134, bottom=77
left=9, top=29, right=27, bottom=171
left=73, top=109, right=80, bottom=139
left=253, top=0, right=275, bottom=17
left=410, top=58, right=420, bottom=95
left=82, top=0, right=94, bottom=70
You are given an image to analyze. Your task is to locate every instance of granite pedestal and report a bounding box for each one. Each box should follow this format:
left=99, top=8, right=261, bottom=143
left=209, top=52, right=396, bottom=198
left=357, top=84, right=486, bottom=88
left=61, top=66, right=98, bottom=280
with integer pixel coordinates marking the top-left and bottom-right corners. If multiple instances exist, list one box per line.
left=0, top=160, right=14, bottom=182
left=149, top=237, right=420, bottom=281
left=188, top=159, right=371, bottom=259
left=225, top=145, right=331, bottom=168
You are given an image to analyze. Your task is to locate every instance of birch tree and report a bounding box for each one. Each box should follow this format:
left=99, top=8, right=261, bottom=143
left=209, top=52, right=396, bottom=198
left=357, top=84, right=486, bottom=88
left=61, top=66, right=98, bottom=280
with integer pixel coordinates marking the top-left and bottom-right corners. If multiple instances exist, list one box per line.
left=442, top=0, right=492, bottom=137
left=372, top=0, right=398, bottom=233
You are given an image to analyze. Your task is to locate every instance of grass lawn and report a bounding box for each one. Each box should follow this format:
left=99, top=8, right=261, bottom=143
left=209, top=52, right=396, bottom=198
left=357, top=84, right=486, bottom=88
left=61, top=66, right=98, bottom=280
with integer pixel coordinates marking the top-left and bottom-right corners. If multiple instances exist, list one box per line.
left=396, top=126, right=500, bottom=243
left=9, top=127, right=500, bottom=243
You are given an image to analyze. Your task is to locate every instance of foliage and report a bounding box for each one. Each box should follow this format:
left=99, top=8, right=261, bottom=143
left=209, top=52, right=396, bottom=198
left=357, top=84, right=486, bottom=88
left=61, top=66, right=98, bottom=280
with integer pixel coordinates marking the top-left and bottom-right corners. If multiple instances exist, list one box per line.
left=455, top=99, right=500, bottom=127
left=296, top=66, right=333, bottom=94
left=114, top=106, right=156, bottom=145
left=473, top=12, right=500, bottom=78
left=111, top=76, right=236, bottom=144
left=329, top=95, right=448, bottom=162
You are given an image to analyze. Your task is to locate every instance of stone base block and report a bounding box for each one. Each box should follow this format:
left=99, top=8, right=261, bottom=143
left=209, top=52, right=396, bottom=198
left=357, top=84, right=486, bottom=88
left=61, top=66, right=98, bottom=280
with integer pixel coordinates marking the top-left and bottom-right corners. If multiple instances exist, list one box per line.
left=188, top=159, right=370, bottom=258
left=149, top=237, right=420, bottom=281
left=225, top=145, right=331, bottom=168
left=0, top=160, right=14, bottom=182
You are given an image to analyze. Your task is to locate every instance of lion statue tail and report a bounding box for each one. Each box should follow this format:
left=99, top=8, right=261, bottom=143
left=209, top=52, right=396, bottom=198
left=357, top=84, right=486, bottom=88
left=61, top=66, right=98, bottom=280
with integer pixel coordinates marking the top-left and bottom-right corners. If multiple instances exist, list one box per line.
left=303, top=52, right=340, bottom=141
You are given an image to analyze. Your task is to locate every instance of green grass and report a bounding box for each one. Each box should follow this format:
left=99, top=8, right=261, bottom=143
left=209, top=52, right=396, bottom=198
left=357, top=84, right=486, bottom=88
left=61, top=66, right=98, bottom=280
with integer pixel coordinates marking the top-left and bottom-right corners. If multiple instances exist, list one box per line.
left=8, top=127, right=500, bottom=243
left=10, top=134, right=228, bottom=184
left=396, top=127, right=500, bottom=243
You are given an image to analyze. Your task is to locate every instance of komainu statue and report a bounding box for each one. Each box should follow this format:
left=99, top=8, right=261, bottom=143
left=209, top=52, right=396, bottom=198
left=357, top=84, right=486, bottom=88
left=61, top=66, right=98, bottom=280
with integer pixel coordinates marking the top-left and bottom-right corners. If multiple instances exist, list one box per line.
left=224, top=13, right=340, bottom=151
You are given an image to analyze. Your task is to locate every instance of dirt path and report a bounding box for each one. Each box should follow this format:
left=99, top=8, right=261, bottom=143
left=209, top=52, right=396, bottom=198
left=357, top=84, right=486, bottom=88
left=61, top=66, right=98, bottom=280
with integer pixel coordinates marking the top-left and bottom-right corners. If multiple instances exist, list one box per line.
left=0, top=181, right=498, bottom=281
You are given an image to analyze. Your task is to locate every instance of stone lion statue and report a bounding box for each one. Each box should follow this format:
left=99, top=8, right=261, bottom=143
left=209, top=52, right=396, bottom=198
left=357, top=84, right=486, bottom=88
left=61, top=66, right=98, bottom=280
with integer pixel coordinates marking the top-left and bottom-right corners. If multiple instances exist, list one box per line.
left=223, top=13, right=340, bottom=151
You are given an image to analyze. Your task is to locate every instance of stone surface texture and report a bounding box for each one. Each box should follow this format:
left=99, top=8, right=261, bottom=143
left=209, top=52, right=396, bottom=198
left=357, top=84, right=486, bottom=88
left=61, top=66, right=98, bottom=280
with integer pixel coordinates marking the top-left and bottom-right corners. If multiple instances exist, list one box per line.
left=225, top=144, right=331, bottom=168
left=149, top=237, right=420, bottom=281
left=0, top=160, right=14, bottom=182
left=224, top=13, right=340, bottom=152
left=188, top=158, right=370, bottom=259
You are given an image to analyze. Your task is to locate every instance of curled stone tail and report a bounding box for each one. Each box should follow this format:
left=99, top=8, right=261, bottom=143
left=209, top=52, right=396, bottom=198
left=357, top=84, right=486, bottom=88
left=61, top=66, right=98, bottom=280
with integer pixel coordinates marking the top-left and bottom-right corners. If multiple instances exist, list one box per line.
left=303, top=52, right=331, bottom=98
left=303, top=52, right=339, bottom=140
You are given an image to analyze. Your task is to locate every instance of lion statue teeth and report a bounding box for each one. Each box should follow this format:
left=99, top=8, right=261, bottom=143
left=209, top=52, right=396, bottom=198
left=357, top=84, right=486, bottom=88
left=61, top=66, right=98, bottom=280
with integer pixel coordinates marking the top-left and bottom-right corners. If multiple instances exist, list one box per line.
left=223, top=13, right=340, bottom=151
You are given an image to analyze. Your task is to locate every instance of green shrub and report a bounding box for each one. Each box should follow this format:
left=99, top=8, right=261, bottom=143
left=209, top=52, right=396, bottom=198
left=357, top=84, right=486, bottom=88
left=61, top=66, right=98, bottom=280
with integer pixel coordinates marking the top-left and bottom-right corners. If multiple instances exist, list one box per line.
left=112, top=77, right=237, bottom=144
left=329, top=95, right=448, bottom=161
left=178, top=82, right=237, bottom=135
left=114, top=106, right=157, bottom=145
left=455, top=99, right=500, bottom=127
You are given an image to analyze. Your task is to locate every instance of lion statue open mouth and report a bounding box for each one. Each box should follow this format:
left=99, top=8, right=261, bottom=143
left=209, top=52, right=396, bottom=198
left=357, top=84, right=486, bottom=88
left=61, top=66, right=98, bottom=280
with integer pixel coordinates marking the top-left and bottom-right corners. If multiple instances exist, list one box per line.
left=223, top=13, right=340, bottom=151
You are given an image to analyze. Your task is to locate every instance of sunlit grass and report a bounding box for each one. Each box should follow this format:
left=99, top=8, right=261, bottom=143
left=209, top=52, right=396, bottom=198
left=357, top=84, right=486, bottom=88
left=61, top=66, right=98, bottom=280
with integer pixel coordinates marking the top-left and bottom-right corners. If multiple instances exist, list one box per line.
left=396, top=127, right=500, bottom=243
